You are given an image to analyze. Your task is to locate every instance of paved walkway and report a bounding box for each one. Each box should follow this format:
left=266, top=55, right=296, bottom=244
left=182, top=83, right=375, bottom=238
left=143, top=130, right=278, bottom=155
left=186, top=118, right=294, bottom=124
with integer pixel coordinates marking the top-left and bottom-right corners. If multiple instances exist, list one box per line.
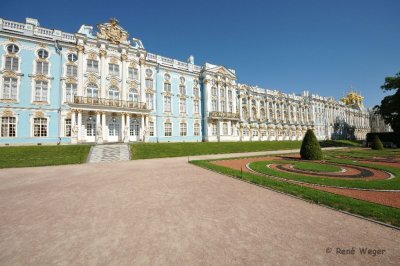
left=0, top=154, right=399, bottom=265
left=88, top=143, right=130, bottom=163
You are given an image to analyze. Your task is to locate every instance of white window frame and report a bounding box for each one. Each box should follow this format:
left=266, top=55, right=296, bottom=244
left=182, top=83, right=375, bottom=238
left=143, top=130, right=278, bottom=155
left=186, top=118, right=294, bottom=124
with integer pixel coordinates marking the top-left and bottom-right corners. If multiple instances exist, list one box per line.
left=32, top=117, right=48, bottom=137
left=164, top=95, right=172, bottom=112
left=108, top=63, right=120, bottom=76
left=194, top=123, right=200, bottom=136
left=1, top=116, right=17, bottom=137
left=1, top=77, right=18, bottom=100
left=65, top=83, right=77, bottom=103
left=87, top=59, right=99, bottom=73
left=164, top=122, right=172, bottom=137
left=34, top=80, right=49, bottom=102
left=180, top=98, right=186, bottom=113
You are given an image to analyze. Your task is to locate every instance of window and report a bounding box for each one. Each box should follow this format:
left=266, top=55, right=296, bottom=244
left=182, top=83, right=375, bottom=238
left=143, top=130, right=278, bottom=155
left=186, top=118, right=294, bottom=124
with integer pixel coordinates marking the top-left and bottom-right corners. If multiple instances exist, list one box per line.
left=212, top=123, right=217, bottom=136
left=261, top=130, right=267, bottom=137
left=36, top=61, right=49, bottom=75
left=2, top=77, right=17, bottom=100
left=211, top=99, right=217, bottom=112
left=149, top=121, right=154, bottom=136
left=1, top=117, right=16, bottom=137
left=164, top=122, right=172, bottom=136
left=5, top=56, right=18, bottom=71
left=220, top=100, right=226, bottom=112
left=211, top=87, right=217, bottom=96
left=193, top=87, right=199, bottom=97
left=164, top=82, right=171, bottom=92
left=146, top=93, right=153, bottom=109
left=242, top=98, right=247, bottom=105
left=228, top=101, right=233, bottom=113
left=228, top=90, right=232, bottom=99
left=130, top=122, right=139, bottom=136
left=33, top=118, right=47, bottom=137
left=252, top=130, right=258, bottom=137
left=129, top=89, right=139, bottom=102
left=179, top=85, right=186, bottom=95
left=37, top=49, right=49, bottom=59
left=194, top=100, right=199, bottom=114
left=7, top=44, right=19, bottom=54
left=223, top=123, right=228, bottom=135
left=243, top=128, right=249, bottom=137
left=67, top=53, right=78, bottom=62
left=180, top=98, right=186, bottom=113
left=242, top=107, right=247, bottom=119
left=65, top=118, right=72, bottom=137
left=108, top=86, right=120, bottom=100
left=65, top=83, right=77, bottom=103
left=66, top=65, right=77, bottom=77
left=87, top=83, right=98, bottom=98
left=146, top=69, right=153, bottom=77
left=145, top=79, right=153, bottom=89
left=180, top=123, right=187, bottom=136
left=194, top=123, right=200, bottom=136
left=128, top=67, right=138, bottom=80
left=164, top=96, right=171, bottom=112
left=109, top=63, right=119, bottom=76
left=34, top=81, right=48, bottom=102
left=87, top=59, right=98, bottom=72
left=220, top=88, right=225, bottom=97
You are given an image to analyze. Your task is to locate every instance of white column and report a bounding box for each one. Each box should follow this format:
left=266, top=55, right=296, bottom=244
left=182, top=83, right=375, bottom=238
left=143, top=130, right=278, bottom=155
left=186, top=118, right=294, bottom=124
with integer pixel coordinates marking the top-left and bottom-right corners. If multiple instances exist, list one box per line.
left=96, top=111, right=103, bottom=144
left=121, top=113, right=125, bottom=142
left=102, top=112, right=107, bottom=141
left=126, top=115, right=130, bottom=142
left=77, top=46, right=84, bottom=96
left=100, top=49, right=107, bottom=98
left=140, top=115, right=145, bottom=141
left=77, top=110, right=82, bottom=142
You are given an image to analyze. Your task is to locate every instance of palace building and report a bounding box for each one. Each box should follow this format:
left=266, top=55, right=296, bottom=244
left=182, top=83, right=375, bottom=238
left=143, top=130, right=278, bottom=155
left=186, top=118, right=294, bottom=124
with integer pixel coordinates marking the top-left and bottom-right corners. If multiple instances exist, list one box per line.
left=0, top=17, right=389, bottom=145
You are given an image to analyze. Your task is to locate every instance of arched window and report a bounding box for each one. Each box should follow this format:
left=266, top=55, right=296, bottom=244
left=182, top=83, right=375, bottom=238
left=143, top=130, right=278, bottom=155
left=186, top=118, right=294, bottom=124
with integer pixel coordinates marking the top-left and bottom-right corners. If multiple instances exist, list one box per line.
left=5, top=44, right=19, bottom=71
left=108, top=86, right=120, bottom=100
left=129, top=89, right=139, bottom=102
left=87, top=83, right=98, bottom=98
left=251, top=107, right=257, bottom=120
left=242, top=107, right=247, bottom=119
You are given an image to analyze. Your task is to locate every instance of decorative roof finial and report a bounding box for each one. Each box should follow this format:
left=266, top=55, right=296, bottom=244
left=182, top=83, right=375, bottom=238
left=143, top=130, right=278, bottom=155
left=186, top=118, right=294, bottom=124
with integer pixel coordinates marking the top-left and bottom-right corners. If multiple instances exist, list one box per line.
left=110, top=18, right=119, bottom=26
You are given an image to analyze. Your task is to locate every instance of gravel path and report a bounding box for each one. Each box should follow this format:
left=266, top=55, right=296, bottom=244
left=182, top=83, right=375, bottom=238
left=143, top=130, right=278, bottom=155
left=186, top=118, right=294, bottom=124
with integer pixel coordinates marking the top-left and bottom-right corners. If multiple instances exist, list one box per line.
left=0, top=156, right=399, bottom=265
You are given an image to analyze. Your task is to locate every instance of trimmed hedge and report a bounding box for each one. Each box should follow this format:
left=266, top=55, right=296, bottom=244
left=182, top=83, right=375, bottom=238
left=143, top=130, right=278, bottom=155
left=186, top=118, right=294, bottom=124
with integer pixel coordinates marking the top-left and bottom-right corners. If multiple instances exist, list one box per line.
left=300, top=129, right=323, bottom=160
left=366, top=132, right=400, bottom=147
left=371, top=135, right=384, bottom=150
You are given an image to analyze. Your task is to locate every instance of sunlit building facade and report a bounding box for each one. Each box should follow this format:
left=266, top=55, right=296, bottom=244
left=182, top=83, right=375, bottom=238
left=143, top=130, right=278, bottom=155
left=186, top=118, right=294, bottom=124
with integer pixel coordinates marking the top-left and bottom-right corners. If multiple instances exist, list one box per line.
left=0, top=17, right=388, bottom=145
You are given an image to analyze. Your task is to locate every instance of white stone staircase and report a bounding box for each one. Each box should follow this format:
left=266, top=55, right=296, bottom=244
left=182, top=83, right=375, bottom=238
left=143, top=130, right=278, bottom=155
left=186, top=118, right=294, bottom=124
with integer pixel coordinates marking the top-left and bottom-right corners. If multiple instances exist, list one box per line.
left=88, top=144, right=130, bottom=163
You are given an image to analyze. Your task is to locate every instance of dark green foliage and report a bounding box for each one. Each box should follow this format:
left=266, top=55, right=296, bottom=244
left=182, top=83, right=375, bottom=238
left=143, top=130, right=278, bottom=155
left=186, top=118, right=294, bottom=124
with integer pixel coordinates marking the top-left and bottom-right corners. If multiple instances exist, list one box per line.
left=371, top=135, right=384, bottom=150
left=366, top=132, right=400, bottom=147
left=374, top=71, right=400, bottom=132
left=300, top=129, right=323, bottom=160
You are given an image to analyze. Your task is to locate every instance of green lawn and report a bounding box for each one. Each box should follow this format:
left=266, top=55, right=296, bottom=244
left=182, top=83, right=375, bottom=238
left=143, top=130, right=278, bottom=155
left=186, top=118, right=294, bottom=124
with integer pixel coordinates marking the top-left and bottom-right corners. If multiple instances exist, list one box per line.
left=191, top=159, right=400, bottom=227
left=131, top=140, right=361, bottom=159
left=294, top=161, right=342, bottom=172
left=0, top=145, right=92, bottom=168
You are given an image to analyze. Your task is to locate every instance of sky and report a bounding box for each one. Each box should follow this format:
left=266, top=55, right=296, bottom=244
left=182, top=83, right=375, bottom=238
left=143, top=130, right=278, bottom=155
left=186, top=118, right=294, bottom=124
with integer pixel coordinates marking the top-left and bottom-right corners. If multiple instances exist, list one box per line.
left=2, top=0, right=400, bottom=107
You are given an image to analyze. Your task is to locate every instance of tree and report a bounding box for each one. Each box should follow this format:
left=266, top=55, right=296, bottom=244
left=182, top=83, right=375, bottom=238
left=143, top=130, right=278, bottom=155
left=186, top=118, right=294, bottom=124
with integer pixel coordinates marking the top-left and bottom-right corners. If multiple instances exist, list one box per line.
left=374, top=72, right=400, bottom=132
left=300, top=129, right=323, bottom=160
left=371, top=135, right=384, bottom=150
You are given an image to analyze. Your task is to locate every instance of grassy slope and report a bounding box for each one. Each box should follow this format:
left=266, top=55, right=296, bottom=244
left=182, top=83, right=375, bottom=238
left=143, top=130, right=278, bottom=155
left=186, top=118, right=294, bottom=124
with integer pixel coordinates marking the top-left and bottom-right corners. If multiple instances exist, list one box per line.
left=131, top=140, right=361, bottom=159
left=0, top=145, right=91, bottom=168
left=191, top=160, right=400, bottom=227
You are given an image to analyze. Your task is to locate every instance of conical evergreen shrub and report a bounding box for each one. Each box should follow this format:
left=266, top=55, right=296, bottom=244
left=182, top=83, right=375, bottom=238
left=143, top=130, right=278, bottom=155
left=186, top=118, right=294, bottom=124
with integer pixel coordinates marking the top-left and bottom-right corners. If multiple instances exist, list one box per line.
left=371, top=135, right=384, bottom=150
left=300, top=129, right=323, bottom=160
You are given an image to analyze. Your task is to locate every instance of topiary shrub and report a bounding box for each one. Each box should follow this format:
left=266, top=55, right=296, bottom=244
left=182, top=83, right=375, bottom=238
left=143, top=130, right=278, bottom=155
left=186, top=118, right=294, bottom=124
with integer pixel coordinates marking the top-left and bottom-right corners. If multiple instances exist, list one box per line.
left=371, top=135, right=384, bottom=150
left=300, top=129, right=323, bottom=160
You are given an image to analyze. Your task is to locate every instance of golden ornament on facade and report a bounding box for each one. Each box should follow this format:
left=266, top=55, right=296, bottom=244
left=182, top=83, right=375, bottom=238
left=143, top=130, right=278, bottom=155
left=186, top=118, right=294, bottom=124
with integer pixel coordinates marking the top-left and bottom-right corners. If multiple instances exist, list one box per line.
left=35, top=111, right=45, bottom=118
left=34, top=74, right=48, bottom=81
left=97, top=18, right=129, bottom=44
left=110, top=57, right=118, bottom=64
left=3, top=71, right=17, bottom=78
left=2, top=109, right=14, bottom=117
left=99, top=49, right=107, bottom=57
left=88, top=52, right=97, bottom=60
left=121, top=54, right=128, bottom=61
left=110, top=79, right=119, bottom=87
left=87, top=75, right=98, bottom=85
left=76, top=45, right=85, bottom=52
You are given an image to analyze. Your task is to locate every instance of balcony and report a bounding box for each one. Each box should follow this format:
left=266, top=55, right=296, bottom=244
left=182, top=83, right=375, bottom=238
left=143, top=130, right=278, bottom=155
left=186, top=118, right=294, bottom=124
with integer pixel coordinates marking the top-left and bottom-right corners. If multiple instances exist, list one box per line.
left=72, top=96, right=148, bottom=111
left=209, top=111, right=240, bottom=120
